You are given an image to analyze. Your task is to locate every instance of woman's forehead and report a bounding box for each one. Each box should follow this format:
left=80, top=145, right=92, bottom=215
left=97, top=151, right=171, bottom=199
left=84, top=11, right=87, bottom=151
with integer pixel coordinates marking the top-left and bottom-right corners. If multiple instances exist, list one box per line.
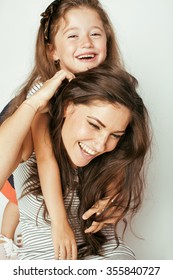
left=68, top=101, right=131, bottom=131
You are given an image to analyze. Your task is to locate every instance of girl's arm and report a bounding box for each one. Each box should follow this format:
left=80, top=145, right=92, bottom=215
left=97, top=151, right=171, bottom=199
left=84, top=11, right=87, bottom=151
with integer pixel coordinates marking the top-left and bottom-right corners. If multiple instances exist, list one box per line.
left=31, top=112, right=77, bottom=260
left=31, top=112, right=66, bottom=221
left=0, top=70, right=74, bottom=190
left=0, top=98, right=39, bottom=189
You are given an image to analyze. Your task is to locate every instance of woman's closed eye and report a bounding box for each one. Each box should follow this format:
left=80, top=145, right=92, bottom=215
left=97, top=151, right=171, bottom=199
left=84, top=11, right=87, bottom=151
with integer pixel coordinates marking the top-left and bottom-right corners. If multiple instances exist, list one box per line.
left=111, top=133, right=123, bottom=139
left=88, top=121, right=100, bottom=130
left=88, top=120, right=124, bottom=139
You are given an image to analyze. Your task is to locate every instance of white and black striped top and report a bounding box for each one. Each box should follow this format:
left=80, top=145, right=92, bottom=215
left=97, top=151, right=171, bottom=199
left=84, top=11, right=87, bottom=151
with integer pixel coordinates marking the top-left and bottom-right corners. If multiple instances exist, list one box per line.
left=26, top=80, right=43, bottom=99
left=14, top=155, right=135, bottom=260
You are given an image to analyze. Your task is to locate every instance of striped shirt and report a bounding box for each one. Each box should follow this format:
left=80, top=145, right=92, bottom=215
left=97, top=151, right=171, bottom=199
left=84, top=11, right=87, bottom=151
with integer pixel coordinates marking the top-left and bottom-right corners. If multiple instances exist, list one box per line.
left=26, top=80, right=43, bottom=99
left=14, top=156, right=135, bottom=260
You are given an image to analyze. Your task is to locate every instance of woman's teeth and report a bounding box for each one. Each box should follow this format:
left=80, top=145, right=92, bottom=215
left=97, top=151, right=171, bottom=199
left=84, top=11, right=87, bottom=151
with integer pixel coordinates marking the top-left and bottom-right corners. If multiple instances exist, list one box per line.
left=79, top=142, right=96, bottom=155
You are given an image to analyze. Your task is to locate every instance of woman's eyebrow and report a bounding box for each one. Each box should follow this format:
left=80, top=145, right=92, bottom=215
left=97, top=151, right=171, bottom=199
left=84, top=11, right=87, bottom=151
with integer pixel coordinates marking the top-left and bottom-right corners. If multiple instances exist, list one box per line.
left=87, top=116, right=126, bottom=133
left=87, top=116, right=106, bottom=128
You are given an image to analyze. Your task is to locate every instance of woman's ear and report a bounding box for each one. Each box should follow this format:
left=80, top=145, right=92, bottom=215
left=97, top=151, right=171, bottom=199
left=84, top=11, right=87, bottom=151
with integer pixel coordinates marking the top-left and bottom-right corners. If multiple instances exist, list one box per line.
left=64, top=102, right=75, bottom=117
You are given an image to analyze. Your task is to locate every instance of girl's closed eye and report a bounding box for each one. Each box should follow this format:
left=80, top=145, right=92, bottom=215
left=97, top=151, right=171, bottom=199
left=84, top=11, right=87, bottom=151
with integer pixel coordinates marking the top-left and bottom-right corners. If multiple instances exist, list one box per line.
left=91, top=32, right=101, bottom=37
left=68, top=34, right=78, bottom=39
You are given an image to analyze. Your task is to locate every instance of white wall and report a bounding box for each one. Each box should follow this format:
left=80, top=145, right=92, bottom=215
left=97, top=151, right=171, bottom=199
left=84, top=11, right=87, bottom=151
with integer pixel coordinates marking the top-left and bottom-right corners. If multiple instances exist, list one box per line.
left=0, top=0, right=172, bottom=259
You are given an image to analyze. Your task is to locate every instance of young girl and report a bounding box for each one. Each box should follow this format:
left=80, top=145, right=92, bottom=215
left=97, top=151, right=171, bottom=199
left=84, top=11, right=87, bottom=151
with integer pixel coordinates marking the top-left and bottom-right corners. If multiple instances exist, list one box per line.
left=0, top=0, right=125, bottom=259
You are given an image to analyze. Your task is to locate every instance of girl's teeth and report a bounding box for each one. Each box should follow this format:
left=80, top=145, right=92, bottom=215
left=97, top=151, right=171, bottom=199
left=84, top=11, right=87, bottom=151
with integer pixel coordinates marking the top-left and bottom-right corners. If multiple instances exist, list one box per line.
left=78, top=54, right=95, bottom=59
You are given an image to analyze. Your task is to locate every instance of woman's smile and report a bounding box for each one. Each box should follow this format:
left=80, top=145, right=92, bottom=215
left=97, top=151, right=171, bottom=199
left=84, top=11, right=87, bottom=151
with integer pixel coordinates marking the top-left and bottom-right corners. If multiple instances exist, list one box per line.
left=79, top=142, right=97, bottom=156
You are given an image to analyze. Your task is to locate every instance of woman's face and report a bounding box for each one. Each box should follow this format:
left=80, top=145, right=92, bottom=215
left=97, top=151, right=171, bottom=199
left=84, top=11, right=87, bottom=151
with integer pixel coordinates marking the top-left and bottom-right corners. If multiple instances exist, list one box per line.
left=52, top=7, right=107, bottom=73
left=61, top=101, right=131, bottom=167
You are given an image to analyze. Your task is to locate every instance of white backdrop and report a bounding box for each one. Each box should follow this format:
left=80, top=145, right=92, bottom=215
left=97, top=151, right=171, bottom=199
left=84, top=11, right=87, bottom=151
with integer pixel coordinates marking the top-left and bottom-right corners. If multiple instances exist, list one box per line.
left=0, top=0, right=173, bottom=259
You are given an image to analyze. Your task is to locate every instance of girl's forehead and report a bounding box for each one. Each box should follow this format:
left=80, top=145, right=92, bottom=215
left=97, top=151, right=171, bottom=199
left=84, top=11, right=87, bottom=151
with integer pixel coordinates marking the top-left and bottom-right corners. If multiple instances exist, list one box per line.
left=61, top=7, right=102, bottom=24
left=56, top=8, right=104, bottom=37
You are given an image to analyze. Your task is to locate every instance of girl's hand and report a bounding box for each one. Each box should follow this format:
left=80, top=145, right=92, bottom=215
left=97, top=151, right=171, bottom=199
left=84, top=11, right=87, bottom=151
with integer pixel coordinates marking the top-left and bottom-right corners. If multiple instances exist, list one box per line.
left=51, top=219, right=77, bottom=260
left=82, top=198, right=117, bottom=234
left=27, top=70, right=75, bottom=113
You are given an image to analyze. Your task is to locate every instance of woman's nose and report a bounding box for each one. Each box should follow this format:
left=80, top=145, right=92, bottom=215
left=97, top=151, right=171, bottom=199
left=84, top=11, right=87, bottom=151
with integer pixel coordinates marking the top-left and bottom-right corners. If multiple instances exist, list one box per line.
left=94, top=135, right=108, bottom=153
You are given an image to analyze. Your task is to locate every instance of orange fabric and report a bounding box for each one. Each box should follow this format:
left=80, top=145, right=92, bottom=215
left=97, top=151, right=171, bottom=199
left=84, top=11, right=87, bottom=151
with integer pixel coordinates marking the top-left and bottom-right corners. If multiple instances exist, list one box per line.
left=1, top=181, right=17, bottom=204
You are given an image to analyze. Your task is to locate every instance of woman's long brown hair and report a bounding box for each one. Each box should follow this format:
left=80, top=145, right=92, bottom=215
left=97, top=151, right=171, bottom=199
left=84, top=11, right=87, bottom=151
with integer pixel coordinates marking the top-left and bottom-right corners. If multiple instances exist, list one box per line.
left=23, top=64, right=151, bottom=257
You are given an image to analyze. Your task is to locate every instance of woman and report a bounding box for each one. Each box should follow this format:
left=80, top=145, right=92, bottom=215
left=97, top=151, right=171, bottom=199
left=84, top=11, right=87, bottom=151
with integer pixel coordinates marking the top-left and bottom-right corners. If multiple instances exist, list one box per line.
left=0, top=64, right=151, bottom=259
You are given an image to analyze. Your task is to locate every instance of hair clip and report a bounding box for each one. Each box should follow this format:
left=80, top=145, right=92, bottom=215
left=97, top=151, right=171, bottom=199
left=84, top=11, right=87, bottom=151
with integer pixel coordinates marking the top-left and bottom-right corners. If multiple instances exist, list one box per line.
left=40, top=0, right=62, bottom=42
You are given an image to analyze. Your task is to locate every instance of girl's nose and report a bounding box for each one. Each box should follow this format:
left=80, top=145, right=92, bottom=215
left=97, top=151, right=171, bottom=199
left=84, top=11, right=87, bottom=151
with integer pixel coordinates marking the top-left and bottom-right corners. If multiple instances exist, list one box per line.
left=80, top=36, right=94, bottom=48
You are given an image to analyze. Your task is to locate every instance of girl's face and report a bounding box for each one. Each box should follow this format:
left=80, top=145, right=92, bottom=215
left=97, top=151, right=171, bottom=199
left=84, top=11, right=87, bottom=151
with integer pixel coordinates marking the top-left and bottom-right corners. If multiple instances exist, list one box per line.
left=61, top=101, right=131, bottom=167
left=52, top=7, right=107, bottom=73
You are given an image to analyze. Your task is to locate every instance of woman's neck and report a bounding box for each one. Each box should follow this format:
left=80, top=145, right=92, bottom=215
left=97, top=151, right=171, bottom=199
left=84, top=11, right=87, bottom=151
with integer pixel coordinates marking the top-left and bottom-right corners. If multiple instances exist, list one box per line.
left=72, top=167, right=79, bottom=183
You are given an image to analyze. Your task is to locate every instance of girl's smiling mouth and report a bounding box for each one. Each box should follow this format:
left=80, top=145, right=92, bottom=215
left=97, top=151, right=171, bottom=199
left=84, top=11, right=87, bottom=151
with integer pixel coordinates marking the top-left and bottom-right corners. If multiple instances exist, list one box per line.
left=75, top=53, right=97, bottom=62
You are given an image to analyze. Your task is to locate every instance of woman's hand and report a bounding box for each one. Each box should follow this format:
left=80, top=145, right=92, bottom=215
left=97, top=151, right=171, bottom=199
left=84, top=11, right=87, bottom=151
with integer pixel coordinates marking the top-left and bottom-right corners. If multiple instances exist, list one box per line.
left=82, top=198, right=117, bottom=234
left=51, top=219, right=77, bottom=260
left=27, top=70, right=75, bottom=113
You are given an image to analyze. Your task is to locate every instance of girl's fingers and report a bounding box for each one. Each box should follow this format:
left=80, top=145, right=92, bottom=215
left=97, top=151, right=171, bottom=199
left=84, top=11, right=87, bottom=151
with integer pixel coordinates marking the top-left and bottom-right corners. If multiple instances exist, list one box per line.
left=54, top=246, right=60, bottom=260
left=58, top=245, right=66, bottom=260
left=38, top=70, right=75, bottom=97
left=65, top=241, right=77, bottom=260
left=55, top=241, right=77, bottom=260
left=71, top=242, right=78, bottom=260
left=66, top=245, right=72, bottom=260
left=52, top=70, right=75, bottom=83
left=54, top=244, right=66, bottom=260
left=34, top=70, right=75, bottom=113
left=66, top=241, right=77, bottom=260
